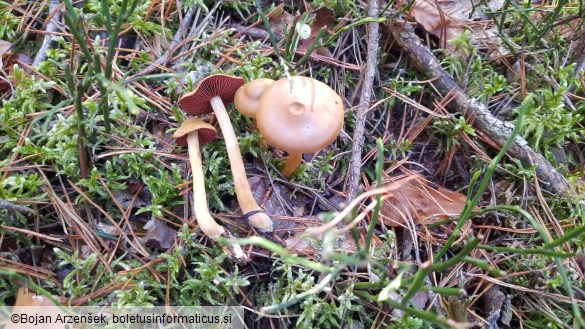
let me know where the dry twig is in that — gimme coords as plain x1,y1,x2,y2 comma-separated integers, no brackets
346,0,380,202
32,0,61,67
0,199,35,214
132,7,198,77
390,22,572,195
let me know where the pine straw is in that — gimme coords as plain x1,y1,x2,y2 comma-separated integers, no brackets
2,0,585,327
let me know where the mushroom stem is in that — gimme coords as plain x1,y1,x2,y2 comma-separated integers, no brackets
209,96,274,232
187,133,224,239
252,118,268,150
187,133,248,262
282,152,302,178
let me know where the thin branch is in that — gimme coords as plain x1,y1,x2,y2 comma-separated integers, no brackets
132,7,197,77
346,0,380,202
0,199,36,215
32,0,62,67
390,21,572,195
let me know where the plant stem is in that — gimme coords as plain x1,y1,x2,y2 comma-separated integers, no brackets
435,95,533,261
477,244,574,257
233,236,332,273
260,266,344,313
365,139,384,253
545,223,585,249
354,291,459,328
74,83,88,179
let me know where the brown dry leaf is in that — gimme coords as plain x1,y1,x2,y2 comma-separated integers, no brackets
144,218,176,250
379,174,478,227
409,0,506,56
444,296,469,323
297,7,336,53
268,9,294,36
10,288,66,329
153,123,174,150
410,0,469,47
0,40,33,93
14,287,61,306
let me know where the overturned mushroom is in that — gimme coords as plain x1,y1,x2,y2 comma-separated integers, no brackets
256,76,344,178
179,74,274,233
174,117,247,263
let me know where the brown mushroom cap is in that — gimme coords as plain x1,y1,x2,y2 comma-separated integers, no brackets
179,74,245,116
234,78,274,118
256,76,344,154
173,117,217,146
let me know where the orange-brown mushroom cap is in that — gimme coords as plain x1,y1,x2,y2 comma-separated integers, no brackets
234,78,274,118
256,76,344,153
179,74,245,116
173,117,217,146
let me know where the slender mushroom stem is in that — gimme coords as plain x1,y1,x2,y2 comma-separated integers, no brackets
252,118,268,150
187,133,248,262
187,133,224,239
282,152,302,178
209,96,274,232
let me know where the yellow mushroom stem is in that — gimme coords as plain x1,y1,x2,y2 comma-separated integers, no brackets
282,152,303,179
186,132,247,262
209,96,274,232
251,118,268,150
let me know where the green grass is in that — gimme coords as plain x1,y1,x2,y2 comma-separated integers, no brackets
1,0,585,328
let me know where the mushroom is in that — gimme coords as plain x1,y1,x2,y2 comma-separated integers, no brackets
174,117,248,263
179,74,274,233
256,76,344,178
234,78,274,119
234,78,274,149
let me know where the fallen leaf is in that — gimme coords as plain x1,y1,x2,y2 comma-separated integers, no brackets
444,296,469,323
297,8,336,53
268,9,294,37
410,0,468,48
0,40,33,93
144,219,176,250
412,290,429,309
408,0,505,56
379,174,478,226
10,287,66,329
14,287,60,307
484,285,506,329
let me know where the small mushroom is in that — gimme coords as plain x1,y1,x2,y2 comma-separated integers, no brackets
174,117,248,263
256,76,344,178
179,74,274,233
234,78,274,119
234,78,274,149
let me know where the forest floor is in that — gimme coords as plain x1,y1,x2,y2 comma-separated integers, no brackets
1,0,585,328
